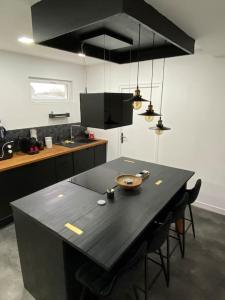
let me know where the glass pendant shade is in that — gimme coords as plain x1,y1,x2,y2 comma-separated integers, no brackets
133,101,142,110
155,128,164,135
145,115,154,122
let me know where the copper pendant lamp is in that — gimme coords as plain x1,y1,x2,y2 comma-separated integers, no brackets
138,33,161,121
149,57,171,135
128,24,148,110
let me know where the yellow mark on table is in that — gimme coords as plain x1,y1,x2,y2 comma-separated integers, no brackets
65,223,83,235
124,159,135,164
155,180,163,186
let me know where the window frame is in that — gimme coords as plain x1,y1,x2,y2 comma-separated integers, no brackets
29,77,73,103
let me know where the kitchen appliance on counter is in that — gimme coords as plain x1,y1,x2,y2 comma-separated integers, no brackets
0,124,14,161
20,138,44,155
0,141,14,161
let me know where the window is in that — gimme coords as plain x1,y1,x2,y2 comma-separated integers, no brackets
29,77,72,103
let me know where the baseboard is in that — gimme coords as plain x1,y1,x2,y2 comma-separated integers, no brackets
194,201,225,216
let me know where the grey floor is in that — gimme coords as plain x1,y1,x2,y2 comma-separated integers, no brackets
0,206,225,300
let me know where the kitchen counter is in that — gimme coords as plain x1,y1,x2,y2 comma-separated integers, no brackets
0,139,107,173
11,157,194,299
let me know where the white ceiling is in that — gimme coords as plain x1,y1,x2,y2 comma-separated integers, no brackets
146,0,225,57
0,0,100,65
0,0,225,66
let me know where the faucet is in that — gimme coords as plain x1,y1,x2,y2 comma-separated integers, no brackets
70,124,81,141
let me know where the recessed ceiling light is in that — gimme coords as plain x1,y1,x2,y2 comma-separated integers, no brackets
78,52,86,58
57,194,64,198
18,37,34,45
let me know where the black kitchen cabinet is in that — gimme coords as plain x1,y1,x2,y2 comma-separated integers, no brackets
0,169,18,222
0,165,32,222
0,159,56,226
94,144,107,167
28,159,56,192
55,154,74,182
73,148,95,175
0,144,106,226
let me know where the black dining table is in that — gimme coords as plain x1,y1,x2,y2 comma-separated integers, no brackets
11,157,194,300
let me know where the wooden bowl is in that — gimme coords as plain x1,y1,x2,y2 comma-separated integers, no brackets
116,175,142,190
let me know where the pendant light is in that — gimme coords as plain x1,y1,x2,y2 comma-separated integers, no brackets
149,57,171,135
138,33,161,122
128,24,148,110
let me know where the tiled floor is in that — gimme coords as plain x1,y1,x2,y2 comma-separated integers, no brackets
0,206,225,300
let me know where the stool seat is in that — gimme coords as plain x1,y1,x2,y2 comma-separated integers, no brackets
76,241,147,298
76,262,116,297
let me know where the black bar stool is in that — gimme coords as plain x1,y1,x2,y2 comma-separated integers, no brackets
75,241,147,300
76,213,173,300
169,192,189,258
185,179,202,238
144,213,173,298
134,212,173,300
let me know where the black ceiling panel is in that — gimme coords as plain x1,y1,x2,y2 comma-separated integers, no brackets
31,0,195,63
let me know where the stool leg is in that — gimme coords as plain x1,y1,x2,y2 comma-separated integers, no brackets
176,231,183,258
189,203,196,238
80,286,87,300
166,236,170,287
159,248,168,287
144,255,149,300
182,218,185,258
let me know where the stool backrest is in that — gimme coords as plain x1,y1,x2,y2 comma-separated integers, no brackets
148,213,172,253
189,179,202,204
172,192,189,220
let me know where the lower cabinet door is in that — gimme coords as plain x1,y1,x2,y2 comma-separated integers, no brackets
28,158,56,193
55,154,74,182
73,148,95,175
0,166,30,221
94,144,107,166
0,159,56,224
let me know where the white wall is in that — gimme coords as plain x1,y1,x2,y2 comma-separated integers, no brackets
87,53,225,215
1,49,225,215
0,50,85,129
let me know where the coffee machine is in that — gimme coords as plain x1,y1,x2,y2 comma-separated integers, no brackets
0,124,14,161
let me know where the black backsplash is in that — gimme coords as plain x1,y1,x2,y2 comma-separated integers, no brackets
6,123,86,152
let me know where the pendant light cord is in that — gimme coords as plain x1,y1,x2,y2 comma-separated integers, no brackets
84,52,88,93
149,33,155,102
129,47,132,93
80,42,88,93
104,34,106,92
136,24,141,89
160,57,166,116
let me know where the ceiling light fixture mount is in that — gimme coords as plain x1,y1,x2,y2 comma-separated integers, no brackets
78,53,86,58
78,42,86,57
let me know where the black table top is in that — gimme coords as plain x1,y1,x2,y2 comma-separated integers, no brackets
11,157,194,270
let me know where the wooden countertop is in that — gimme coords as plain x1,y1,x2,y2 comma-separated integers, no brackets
0,139,107,173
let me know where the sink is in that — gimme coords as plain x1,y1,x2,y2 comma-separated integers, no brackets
75,138,96,144
60,138,96,148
